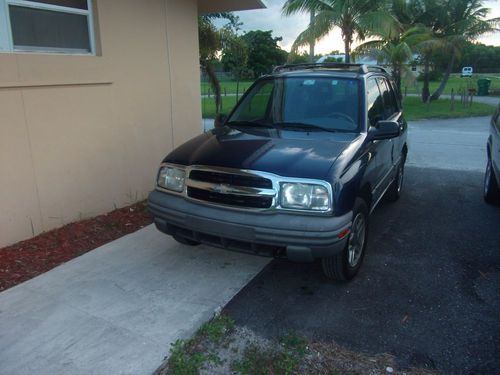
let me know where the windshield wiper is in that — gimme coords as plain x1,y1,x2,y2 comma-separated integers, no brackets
274,122,338,133
226,120,277,129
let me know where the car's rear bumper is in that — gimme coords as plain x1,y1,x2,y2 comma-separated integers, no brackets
148,190,352,262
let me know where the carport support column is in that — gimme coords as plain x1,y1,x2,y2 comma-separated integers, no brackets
164,0,202,148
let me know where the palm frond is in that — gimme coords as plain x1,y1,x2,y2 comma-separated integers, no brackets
282,0,333,16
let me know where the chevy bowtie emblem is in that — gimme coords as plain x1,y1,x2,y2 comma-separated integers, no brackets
213,184,230,194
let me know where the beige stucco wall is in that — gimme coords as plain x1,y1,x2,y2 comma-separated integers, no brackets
0,0,202,247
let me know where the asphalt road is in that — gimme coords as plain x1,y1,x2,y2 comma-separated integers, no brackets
224,117,500,374
407,116,490,172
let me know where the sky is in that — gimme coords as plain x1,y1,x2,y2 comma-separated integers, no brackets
216,0,500,55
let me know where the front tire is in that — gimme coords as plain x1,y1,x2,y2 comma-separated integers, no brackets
322,198,369,281
484,158,500,205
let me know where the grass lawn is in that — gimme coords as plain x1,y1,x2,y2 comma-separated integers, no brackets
402,96,495,120
201,95,238,118
402,73,500,95
201,95,495,121
201,80,254,96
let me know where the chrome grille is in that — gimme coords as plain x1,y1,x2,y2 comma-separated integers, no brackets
189,170,272,189
186,168,275,209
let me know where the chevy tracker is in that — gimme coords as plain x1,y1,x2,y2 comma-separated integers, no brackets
148,63,408,281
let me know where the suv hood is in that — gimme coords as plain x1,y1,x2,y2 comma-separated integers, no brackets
164,126,358,180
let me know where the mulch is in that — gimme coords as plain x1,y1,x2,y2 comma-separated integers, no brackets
0,201,152,292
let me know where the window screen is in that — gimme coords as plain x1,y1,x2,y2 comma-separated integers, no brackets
9,5,91,52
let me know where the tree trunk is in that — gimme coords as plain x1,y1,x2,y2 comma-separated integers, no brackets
344,36,350,63
421,57,430,103
204,62,221,114
430,49,456,101
309,10,315,63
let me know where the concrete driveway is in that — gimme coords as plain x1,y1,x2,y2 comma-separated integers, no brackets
0,227,269,374
225,116,500,374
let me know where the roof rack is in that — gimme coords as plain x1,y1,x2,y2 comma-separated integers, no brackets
272,63,388,74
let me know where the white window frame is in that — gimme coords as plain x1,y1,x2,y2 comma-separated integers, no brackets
0,0,95,55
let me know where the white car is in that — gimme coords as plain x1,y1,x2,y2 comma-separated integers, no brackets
461,67,473,77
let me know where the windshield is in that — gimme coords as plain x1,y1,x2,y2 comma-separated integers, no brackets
228,77,360,132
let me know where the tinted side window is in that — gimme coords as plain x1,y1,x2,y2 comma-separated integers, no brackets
366,78,384,127
377,77,398,118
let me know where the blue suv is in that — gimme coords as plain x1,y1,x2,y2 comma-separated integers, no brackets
148,63,408,281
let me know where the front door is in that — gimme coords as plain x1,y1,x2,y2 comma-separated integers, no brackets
366,77,393,203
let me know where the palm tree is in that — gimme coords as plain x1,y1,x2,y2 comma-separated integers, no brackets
413,1,446,102
429,0,498,101
282,0,387,63
198,13,241,114
199,16,222,113
308,10,316,62
354,20,430,97
390,0,445,102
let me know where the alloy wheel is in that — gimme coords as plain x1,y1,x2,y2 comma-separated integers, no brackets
347,212,366,267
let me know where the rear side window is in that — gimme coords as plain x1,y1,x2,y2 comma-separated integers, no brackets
377,77,398,118
366,78,384,127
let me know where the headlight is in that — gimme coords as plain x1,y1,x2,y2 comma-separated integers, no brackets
280,183,330,211
157,166,185,192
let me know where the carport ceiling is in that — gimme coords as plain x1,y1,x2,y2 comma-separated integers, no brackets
198,0,266,14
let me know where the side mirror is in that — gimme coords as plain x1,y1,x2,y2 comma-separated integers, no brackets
214,113,228,128
368,120,400,140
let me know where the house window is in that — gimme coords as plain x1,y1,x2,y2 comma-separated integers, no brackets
0,0,95,54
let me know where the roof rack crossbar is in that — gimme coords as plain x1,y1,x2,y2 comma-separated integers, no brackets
272,63,388,74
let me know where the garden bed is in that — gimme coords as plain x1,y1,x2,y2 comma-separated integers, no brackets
0,201,152,292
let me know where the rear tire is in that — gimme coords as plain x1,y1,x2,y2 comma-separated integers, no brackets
322,198,369,281
484,158,500,205
173,235,200,246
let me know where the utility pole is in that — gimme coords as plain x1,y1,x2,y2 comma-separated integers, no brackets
309,10,315,63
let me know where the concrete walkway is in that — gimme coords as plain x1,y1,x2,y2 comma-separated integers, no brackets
0,225,269,375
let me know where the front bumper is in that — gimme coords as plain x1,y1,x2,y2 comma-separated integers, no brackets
148,190,352,262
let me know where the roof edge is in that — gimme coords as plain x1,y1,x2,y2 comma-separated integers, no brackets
198,0,266,15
